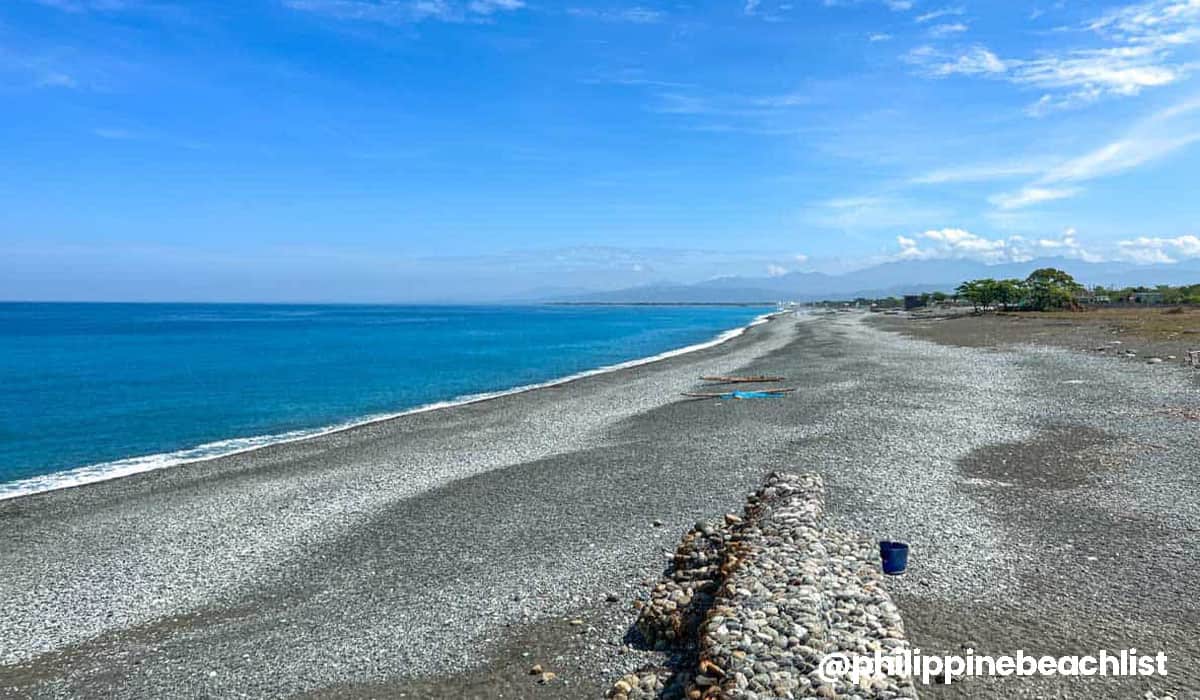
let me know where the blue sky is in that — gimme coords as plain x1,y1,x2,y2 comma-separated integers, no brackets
2,0,1199,300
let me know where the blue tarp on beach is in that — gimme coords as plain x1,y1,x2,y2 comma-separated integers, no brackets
721,391,785,400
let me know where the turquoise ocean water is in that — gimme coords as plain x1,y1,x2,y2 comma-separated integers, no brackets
0,303,769,499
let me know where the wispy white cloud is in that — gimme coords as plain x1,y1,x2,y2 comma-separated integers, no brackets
805,195,955,232
914,45,1185,111
92,127,143,140
1019,50,1185,114
581,69,693,90
911,160,1051,184
982,97,1200,208
742,0,784,21
907,0,1200,113
749,0,912,20
282,0,525,24
0,44,86,91
1042,134,1200,183
566,6,663,23
1086,0,1200,47
37,71,79,88
988,186,1082,210
643,86,814,133
868,32,893,42
0,37,148,93
829,0,912,9
1040,111,1200,183
31,0,135,11
906,95,1200,215
469,0,523,16
928,22,968,37
907,45,1006,76
915,6,964,23
824,196,888,209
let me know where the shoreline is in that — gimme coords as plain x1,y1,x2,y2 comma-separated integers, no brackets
0,311,778,502
4,311,1194,698
1,306,802,682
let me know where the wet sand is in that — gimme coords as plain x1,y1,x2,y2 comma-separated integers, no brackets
2,311,1198,699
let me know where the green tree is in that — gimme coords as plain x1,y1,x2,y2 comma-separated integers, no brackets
955,281,979,311
1113,287,1136,302
956,279,998,312
1024,268,1082,310
993,278,1024,310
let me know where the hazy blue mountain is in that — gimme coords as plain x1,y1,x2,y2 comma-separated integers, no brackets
556,258,1200,303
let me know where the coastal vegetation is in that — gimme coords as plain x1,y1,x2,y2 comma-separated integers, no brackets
955,268,1200,311
813,268,1200,312
1095,283,1200,305
956,268,1083,312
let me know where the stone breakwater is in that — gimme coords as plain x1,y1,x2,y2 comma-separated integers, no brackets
608,472,918,700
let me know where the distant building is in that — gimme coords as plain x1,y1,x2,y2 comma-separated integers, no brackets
1132,291,1165,304
903,295,926,310
1077,289,1111,305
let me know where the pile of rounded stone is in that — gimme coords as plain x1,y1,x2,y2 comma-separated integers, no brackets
634,511,734,650
608,472,917,700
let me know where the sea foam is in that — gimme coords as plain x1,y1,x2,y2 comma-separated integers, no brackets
0,311,774,501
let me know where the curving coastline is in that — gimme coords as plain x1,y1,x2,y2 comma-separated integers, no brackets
0,310,801,685
0,311,777,502
4,310,1195,699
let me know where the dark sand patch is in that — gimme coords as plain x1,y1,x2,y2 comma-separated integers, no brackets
0,605,261,695
957,425,1125,490
303,605,627,700
869,308,1200,368
896,595,1192,699
899,423,1200,698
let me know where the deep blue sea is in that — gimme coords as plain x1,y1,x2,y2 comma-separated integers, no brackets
0,303,769,498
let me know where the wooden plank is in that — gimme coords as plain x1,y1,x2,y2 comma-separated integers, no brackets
682,388,796,398
700,375,786,384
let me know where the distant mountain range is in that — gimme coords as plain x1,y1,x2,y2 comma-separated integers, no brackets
552,258,1200,304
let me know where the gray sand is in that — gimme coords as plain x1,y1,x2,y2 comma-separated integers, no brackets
1,312,1197,699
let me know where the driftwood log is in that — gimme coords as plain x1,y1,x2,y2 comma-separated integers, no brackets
699,375,785,384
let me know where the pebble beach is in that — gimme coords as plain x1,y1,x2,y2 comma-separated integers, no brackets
1,310,1197,699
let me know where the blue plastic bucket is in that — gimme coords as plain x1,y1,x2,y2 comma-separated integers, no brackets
879,541,910,575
